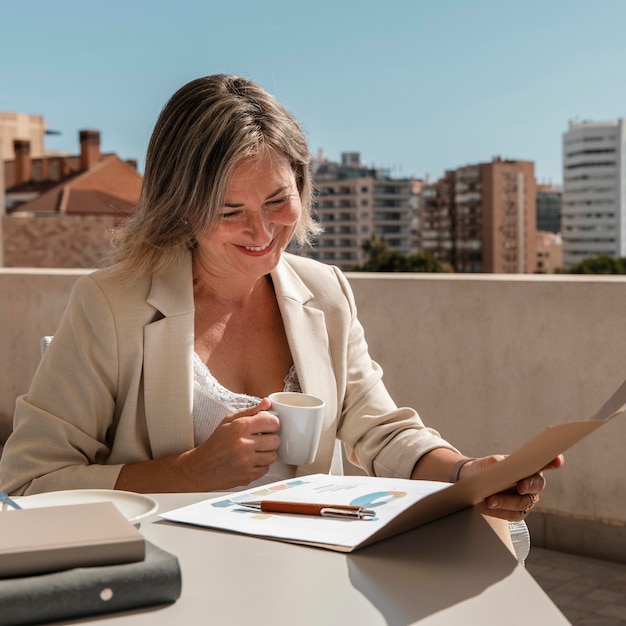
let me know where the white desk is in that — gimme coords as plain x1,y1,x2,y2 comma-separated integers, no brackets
64,493,569,625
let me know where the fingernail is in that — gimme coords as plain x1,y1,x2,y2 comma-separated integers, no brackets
488,498,500,509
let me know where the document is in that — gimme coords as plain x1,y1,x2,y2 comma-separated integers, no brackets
161,377,626,552
161,475,450,552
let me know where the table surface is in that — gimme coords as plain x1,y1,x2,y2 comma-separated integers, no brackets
62,493,568,626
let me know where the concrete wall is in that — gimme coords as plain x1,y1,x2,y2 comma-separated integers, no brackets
1,269,625,561
2,214,115,268
347,272,626,561
0,268,89,442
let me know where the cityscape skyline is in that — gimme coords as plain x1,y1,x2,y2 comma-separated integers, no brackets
2,0,626,185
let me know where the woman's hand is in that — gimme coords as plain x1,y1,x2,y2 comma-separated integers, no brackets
115,398,280,493
460,454,565,521
184,397,280,490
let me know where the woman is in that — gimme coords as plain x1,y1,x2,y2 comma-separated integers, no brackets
0,75,561,520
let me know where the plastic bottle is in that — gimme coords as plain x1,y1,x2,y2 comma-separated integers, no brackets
508,520,531,566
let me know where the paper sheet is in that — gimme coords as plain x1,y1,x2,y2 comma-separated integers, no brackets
160,475,450,551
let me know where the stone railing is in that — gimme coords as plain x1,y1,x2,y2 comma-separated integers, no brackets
1,268,625,562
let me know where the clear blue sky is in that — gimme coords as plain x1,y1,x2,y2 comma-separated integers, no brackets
2,0,626,185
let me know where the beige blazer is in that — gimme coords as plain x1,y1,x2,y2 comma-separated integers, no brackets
0,253,453,495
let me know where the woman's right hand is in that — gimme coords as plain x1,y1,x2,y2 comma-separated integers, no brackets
115,397,280,493
183,397,280,489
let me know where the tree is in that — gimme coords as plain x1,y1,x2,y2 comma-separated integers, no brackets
349,236,449,273
359,234,388,272
557,254,626,274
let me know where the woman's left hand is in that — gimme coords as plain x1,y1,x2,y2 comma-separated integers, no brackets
460,454,565,521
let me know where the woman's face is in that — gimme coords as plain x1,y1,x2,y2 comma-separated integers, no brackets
195,150,302,281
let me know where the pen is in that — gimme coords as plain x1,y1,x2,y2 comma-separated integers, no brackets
0,492,22,510
236,500,376,519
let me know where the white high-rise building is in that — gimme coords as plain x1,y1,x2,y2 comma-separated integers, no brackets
562,118,626,267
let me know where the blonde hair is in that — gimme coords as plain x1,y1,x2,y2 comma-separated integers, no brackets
110,74,320,276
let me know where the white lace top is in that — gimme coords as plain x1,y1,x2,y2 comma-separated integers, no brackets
192,353,300,491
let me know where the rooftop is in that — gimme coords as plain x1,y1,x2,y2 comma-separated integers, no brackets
0,267,624,622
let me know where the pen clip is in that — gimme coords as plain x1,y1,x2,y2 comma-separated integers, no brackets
236,502,261,512
320,507,375,519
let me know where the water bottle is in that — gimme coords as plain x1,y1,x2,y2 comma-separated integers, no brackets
508,520,531,566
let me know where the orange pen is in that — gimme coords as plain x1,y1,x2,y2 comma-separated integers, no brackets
237,500,375,519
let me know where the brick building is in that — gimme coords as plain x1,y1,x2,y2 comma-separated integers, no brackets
1,129,141,268
420,157,537,273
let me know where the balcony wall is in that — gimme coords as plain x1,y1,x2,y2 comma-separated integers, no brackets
347,272,626,562
0,268,88,445
1,268,625,562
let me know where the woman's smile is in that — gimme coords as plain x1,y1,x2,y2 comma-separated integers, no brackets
240,238,276,255
194,149,302,282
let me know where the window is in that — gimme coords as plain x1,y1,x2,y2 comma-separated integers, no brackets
49,161,60,181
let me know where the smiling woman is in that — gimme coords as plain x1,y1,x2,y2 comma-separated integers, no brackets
0,75,561,520
107,74,321,280
193,149,302,286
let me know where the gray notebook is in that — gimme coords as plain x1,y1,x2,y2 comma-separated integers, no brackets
0,540,181,625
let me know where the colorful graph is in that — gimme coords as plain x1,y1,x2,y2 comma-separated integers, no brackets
349,491,406,508
210,479,407,520
210,479,310,508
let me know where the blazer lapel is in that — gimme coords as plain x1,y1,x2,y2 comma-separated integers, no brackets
141,253,338,469
272,259,338,475
143,254,196,457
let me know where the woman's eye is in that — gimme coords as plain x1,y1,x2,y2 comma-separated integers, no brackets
220,210,243,219
268,196,289,206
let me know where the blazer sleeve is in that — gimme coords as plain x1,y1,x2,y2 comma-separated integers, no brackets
0,275,125,495
329,266,459,478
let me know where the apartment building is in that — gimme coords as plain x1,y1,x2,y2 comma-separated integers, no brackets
536,183,562,234
561,118,626,267
535,231,563,274
298,152,421,270
420,157,536,273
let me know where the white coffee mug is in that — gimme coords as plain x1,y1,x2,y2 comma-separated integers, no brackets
268,392,325,465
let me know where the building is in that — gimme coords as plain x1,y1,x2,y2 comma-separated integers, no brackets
297,152,421,270
2,129,141,268
420,157,537,273
0,112,48,161
419,171,454,268
535,231,563,274
536,183,562,234
561,118,626,268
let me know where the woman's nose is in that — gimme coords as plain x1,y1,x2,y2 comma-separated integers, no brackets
245,211,272,238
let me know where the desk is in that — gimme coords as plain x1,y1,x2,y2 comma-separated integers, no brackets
64,493,568,626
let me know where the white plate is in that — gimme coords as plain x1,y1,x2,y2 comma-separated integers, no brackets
12,489,158,523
